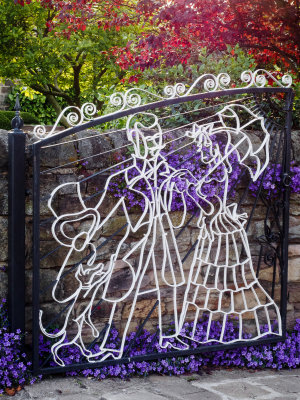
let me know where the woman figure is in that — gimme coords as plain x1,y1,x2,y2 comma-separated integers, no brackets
179,104,281,343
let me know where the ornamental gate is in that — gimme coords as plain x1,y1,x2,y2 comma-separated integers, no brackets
8,70,294,375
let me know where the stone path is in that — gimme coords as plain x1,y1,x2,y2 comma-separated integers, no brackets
2,369,300,400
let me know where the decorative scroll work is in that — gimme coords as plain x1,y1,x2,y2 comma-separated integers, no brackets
109,72,232,111
109,70,292,111
33,103,97,139
40,104,281,366
241,70,293,89
32,70,292,139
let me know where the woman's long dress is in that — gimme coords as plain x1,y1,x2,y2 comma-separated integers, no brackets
179,129,281,343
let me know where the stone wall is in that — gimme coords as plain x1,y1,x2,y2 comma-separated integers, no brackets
0,81,12,110
0,128,299,338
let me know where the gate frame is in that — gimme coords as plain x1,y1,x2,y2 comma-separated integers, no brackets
8,85,294,375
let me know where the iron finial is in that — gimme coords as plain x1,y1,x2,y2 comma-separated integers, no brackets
14,93,21,112
11,93,24,131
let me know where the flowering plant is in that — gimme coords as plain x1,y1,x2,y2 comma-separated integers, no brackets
38,318,300,378
106,138,300,212
1,296,299,387
249,163,300,197
108,139,243,212
0,299,40,395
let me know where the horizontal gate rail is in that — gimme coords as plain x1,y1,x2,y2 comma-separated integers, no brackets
32,87,292,147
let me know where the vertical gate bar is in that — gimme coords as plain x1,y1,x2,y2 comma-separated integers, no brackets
32,144,41,375
8,95,25,333
280,88,294,338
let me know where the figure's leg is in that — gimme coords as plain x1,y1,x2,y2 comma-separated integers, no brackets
87,279,143,362
158,286,189,350
87,232,157,361
95,255,159,360
157,272,188,349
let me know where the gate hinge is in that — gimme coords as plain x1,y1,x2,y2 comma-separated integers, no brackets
283,173,291,187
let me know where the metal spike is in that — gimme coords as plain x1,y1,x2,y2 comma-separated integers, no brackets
11,93,23,131
14,93,21,112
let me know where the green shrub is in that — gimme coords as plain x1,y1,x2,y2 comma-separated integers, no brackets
0,113,11,130
21,112,40,125
0,111,39,125
7,88,67,126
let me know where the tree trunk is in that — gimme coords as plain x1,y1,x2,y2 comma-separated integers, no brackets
45,94,69,128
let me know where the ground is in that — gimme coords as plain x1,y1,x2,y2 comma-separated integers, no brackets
2,369,300,400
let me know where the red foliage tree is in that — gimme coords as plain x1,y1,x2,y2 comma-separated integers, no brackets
15,0,299,72
114,0,299,73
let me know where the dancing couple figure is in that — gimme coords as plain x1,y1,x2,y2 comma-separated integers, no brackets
40,106,281,366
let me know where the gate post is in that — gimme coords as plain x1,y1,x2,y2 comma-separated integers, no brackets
8,94,26,333
281,88,294,337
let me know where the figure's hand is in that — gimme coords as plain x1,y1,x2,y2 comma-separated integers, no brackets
76,262,110,289
167,171,197,193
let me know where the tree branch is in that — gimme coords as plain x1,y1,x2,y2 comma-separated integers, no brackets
30,83,73,103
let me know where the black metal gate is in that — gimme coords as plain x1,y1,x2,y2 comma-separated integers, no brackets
8,71,294,375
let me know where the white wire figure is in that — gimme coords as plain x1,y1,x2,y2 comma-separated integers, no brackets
40,105,281,366
179,104,282,343
40,113,203,365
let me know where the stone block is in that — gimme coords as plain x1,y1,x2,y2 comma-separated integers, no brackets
0,268,7,298
290,194,300,216
289,216,300,242
77,130,114,169
39,240,84,268
291,130,300,163
258,265,280,283
107,128,128,150
40,141,78,168
123,298,162,320
245,219,264,239
0,85,11,94
0,173,8,214
288,244,300,257
36,300,75,333
286,310,296,329
288,258,300,282
0,130,9,167
288,283,300,302
26,268,59,304
0,217,8,261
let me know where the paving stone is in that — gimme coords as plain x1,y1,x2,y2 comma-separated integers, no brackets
272,397,299,400
61,395,99,400
148,375,200,396
170,389,222,400
2,390,31,400
181,369,274,384
80,377,147,396
271,397,299,400
1,370,300,400
193,381,270,399
23,377,81,398
257,374,300,395
102,390,167,400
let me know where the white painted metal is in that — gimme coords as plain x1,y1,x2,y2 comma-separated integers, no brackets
39,102,281,366
32,70,292,140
